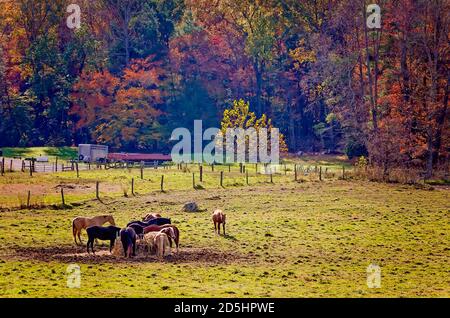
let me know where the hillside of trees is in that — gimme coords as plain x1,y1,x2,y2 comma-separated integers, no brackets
0,0,448,177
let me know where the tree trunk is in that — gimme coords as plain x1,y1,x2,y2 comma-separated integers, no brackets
362,2,378,131
254,61,263,115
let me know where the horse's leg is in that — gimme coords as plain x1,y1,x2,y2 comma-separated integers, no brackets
78,230,83,244
110,239,114,253
223,223,226,236
214,221,217,234
73,227,78,245
217,222,220,235
86,239,90,254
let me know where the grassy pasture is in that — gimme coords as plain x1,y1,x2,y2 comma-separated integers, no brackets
1,147,77,160
0,161,345,209
0,151,448,297
0,174,449,297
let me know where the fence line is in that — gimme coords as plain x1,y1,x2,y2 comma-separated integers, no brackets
0,161,354,209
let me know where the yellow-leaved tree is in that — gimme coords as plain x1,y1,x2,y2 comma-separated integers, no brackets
219,99,288,161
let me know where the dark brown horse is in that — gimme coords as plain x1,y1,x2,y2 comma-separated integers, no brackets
86,225,121,254
127,217,171,228
143,224,179,252
120,227,137,258
212,209,226,235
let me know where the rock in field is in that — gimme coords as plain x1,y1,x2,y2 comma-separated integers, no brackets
183,201,199,212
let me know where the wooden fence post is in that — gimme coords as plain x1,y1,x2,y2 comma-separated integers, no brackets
21,160,25,172
228,165,231,172
27,190,31,208
270,173,273,183
192,173,195,188
61,188,65,206
294,164,297,181
1,157,4,176
55,157,58,172
131,178,135,196
161,175,164,192
212,163,214,172
29,161,33,177
76,162,79,178
96,181,100,200
220,171,224,187
246,170,249,185
319,166,322,181
284,164,287,175
140,161,144,179
200,165,203,182
9,160,13,172
342,166,345,180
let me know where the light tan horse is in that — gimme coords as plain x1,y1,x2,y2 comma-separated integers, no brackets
72,215,115,245
142,231,159,254
212,209,226,235
154,232,171,259
143,224,179,252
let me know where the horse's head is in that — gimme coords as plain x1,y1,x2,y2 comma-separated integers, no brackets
161,227,175,239
106,215,116,225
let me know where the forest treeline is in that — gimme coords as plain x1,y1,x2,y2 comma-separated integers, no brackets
0,0,448,177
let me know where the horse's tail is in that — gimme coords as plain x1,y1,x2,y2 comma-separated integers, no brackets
127,243,132,258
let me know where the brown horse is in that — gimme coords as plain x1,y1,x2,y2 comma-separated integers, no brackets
143,224,179,252
212,209,226,235
72,215,115,245
142,213,162,222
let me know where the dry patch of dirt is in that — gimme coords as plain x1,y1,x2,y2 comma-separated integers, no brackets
6,246,253,265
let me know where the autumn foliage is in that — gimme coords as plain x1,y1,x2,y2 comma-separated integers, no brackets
0,0,448,178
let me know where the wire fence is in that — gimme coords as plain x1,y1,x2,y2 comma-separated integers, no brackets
0,160,351,210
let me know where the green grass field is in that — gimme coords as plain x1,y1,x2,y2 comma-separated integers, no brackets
0,150,448,297
0,160,347,209
1,147,77,160
0,178,449,296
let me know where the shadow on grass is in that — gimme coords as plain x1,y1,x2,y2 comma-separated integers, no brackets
223,234,238,241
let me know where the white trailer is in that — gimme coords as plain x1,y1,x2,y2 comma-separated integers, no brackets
78,144,108,162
